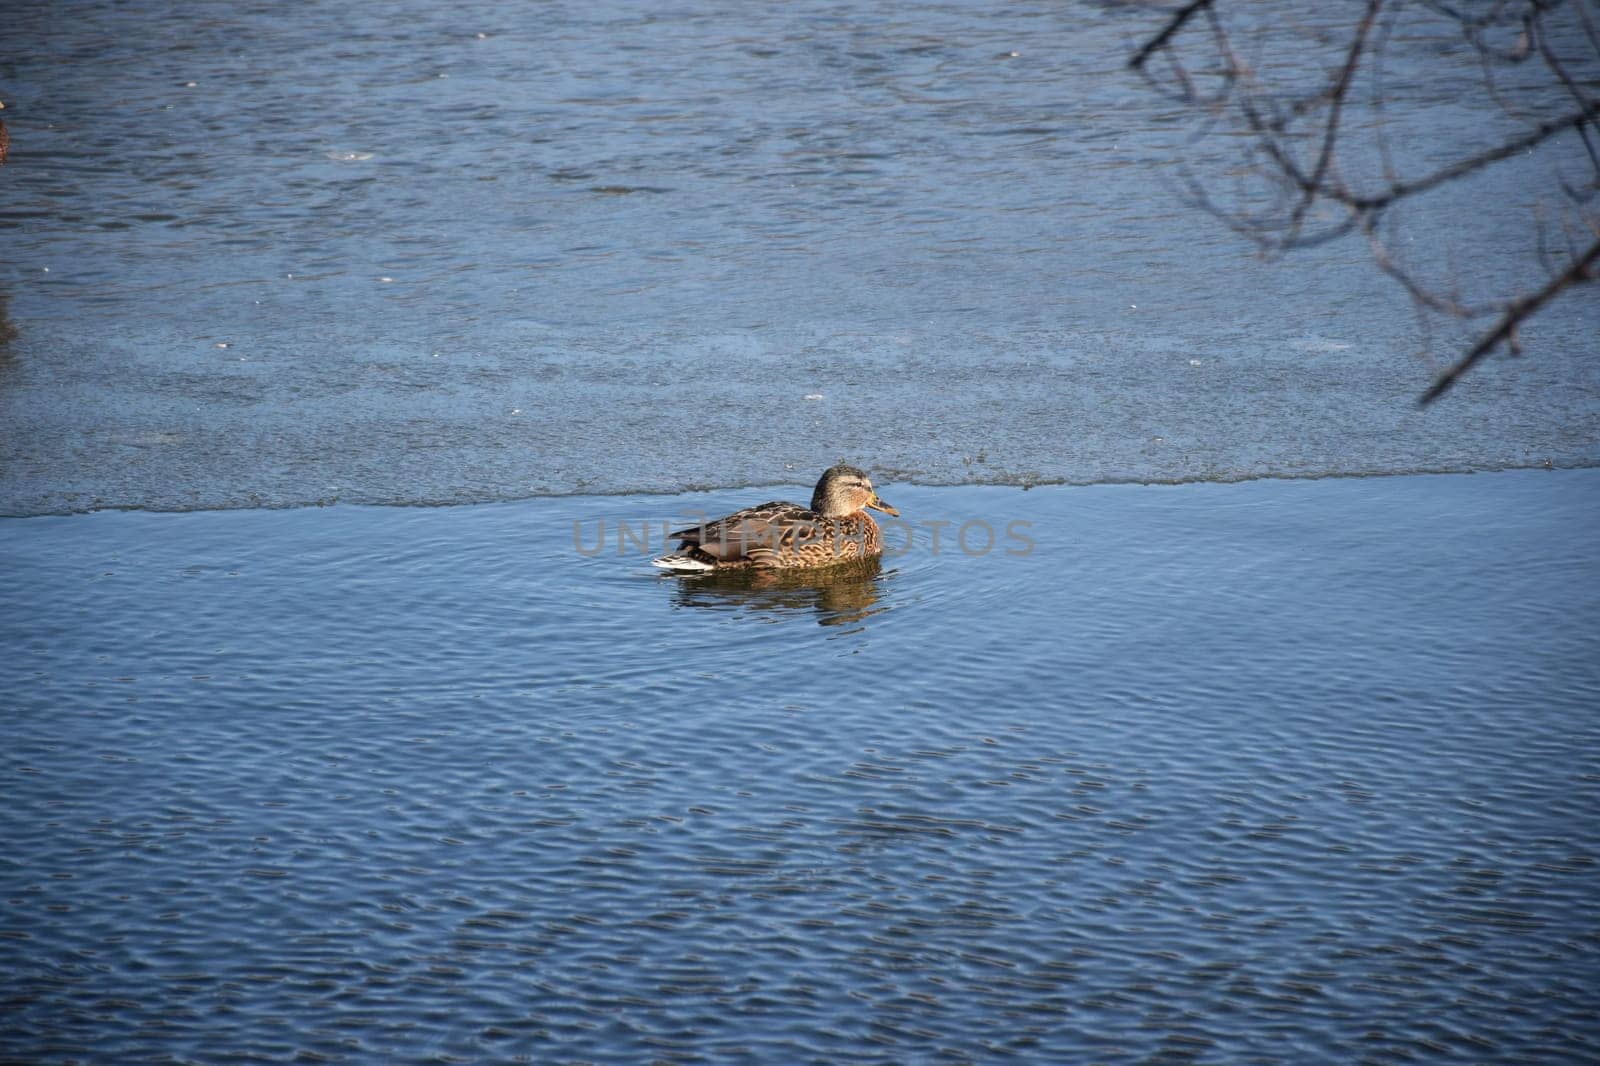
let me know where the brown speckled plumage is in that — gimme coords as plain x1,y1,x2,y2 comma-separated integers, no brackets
654,464,899,572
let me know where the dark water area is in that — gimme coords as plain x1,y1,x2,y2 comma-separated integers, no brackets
4,468,1599,1063
2,1,1598,512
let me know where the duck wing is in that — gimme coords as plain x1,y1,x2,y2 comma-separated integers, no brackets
669,500,818,563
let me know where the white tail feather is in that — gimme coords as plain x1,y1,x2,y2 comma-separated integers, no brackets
653,553,714,572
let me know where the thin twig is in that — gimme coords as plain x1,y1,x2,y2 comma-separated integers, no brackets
1130,0,1216,70
1420,235,1600,403
1347,102,1598,211
1361,211,1487,316
1286,0,1386,242
1371,0,1406,189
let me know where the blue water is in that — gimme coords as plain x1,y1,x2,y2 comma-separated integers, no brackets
4,468,1598,1062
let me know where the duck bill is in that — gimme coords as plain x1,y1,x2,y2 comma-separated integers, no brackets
866,495,899,518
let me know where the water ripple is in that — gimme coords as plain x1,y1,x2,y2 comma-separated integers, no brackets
5,470,1598,1061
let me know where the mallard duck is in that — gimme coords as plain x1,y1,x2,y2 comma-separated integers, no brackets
653,464,899,572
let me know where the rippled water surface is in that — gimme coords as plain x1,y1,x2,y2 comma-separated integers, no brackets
4,468,1599,1063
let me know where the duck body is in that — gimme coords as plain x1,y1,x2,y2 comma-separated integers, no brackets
654,465,898,572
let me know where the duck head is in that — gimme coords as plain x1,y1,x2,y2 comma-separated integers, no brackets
811,464,898,519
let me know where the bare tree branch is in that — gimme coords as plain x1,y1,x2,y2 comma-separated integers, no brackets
1421,236,1600,403
1128,0,1600,402
1348,102,1600,212
1129,1,1217,72
1289,0,1386,242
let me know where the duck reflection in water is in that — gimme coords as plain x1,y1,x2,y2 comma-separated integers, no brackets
0,292,16,351
670,555,889,627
